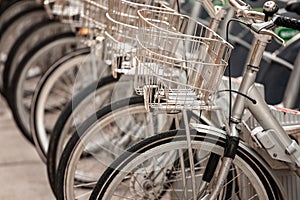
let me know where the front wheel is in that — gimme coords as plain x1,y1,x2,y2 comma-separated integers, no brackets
55,96,174,199
91,129,283,200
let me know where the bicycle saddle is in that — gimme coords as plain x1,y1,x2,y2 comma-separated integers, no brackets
286,1,300,15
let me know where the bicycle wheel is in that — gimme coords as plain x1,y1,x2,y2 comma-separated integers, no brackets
31,47,107,162
0,0,37,26
3,19,72,95
9,33,83,144
0,0,25,14
90,129,283,200
0,6,49,92
47,75,120,195
55,96,175,199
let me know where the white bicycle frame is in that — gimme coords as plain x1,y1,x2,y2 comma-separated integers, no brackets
194,1,300,198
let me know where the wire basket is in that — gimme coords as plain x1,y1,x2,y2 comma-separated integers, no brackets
135,9,233,111
48,0,107,37
81,0,107,34
50,0,82,27
104,0,175,78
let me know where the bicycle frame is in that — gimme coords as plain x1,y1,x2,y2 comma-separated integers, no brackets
199,0,300,109
230,32,300,162
206,10,300,199
85,1,300,199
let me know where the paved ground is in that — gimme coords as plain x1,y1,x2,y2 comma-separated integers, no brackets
0,96,54,199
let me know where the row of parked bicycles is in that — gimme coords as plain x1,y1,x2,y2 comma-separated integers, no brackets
1,0,300,199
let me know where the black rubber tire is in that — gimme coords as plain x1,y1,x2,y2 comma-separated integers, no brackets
0,3,46,36
55,96,145,197
0,0,33,16
3,19,71,96
1,8,50,94
47,75,122,195
31,47,91,162
8,32,78,144
0,6,49,94
89,129,283,200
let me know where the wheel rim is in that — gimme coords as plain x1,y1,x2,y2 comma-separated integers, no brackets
62,104,173,199
13,36,81,142
98,132,272,199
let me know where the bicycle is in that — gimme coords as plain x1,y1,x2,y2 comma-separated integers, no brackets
0,0,106,144
0,0,50,94
30,0,161,195
31,0,182,170
29,0,110,162
43,4,166,197
89,1,300,199
0,0,85,143
192,0,300,108
48,0,300,198
37,0,298,170
50,0,182,198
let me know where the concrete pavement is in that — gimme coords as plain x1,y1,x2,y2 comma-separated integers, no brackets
0,96,54,199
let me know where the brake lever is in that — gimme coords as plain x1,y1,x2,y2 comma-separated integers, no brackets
251,14,287,45
251,20,275,32
259,29,285,45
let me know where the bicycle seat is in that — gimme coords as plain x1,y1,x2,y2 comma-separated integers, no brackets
286,1,300,15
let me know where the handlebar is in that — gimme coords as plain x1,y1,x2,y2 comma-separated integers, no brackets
274,15,300,30
195,0,226,18
228,0,300,31
228,0,248,11
228,0,264,21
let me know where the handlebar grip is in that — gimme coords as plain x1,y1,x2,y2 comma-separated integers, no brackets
274,15,300,30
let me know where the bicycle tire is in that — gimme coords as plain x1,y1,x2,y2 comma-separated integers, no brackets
90,129,283,200
0,5,47,42
0,0,25,14
9,32,81,144
1,8,49,73
0,6,49,93
3,19,72,96
55,96,174,199
31,47,92,162
47,75,119,195
0,0,38,26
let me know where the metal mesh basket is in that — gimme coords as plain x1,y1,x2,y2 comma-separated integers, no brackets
50,0,83,27
135,9,233,111
81,0,107,33
48,0,107,37
104,0,175,78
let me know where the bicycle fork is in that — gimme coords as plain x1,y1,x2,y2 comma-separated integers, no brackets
195,126,239,200
209,32,272,200
200,33,300,199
